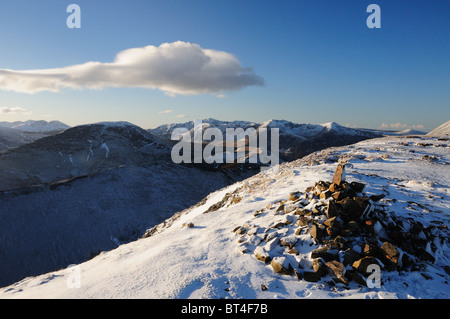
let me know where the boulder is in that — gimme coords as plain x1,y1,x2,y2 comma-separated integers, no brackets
303,271,322,282
329,183,340,193
332,191,346,201
281,235,299,249
284,214,297,225
311,245,338,262
325,261,348,285
332,164,345,186
363,243,378,257
289,191,301,201
320,190,333,200
316,181,330,192
346,270,367,286
270,222,286,229
271,257,292,275
350,181,365,193
338,198,367,221
254,246,272,264
305,186,315,193
309,224,325,243
297,216,310,227
332,235,346,250
326,200,339,219
312,258,327,276
265,237,280,251
343,249,361,266
380,241,400,265
352,256,380,275
235,226,248,235
324,216,338,228
284,204,297,214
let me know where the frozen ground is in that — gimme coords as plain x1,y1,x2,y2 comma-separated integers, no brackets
1,135,448,299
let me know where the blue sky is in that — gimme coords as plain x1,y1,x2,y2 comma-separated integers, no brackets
0,0,448,131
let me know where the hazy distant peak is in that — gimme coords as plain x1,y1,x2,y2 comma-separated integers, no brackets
0,120,70,133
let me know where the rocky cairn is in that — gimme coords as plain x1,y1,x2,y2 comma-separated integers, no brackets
233,164,447,287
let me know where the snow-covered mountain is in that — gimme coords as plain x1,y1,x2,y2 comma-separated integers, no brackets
0,121,167,191
426,120,450,138
2,134,448,298
0,120,70,151
0,120,70,133
0,121,257,287
149,118,381,162
149,118,259,141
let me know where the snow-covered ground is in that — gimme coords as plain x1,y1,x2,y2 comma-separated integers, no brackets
426,120,450,138
1,135,448,299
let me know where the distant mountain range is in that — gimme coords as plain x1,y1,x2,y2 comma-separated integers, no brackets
0,120,69,151
0,120,70,133
149,118,382,162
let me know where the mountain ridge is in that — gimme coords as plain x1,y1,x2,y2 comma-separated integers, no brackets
1,134,448,298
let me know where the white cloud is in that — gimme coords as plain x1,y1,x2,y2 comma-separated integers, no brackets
0,107,31,114
158,109,174,114
176,114,188,118
411,124,425,130
389,122,408,129
0,41,264,96
380,122,426,131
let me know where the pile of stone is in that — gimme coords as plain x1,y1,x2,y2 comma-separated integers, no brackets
234,164,448,287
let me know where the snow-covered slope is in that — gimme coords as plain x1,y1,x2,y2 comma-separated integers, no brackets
0,127,36,151
2,135,448,299
426,120,450,138
0,120,70,133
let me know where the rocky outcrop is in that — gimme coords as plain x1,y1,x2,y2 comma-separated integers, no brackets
234,164,448,288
